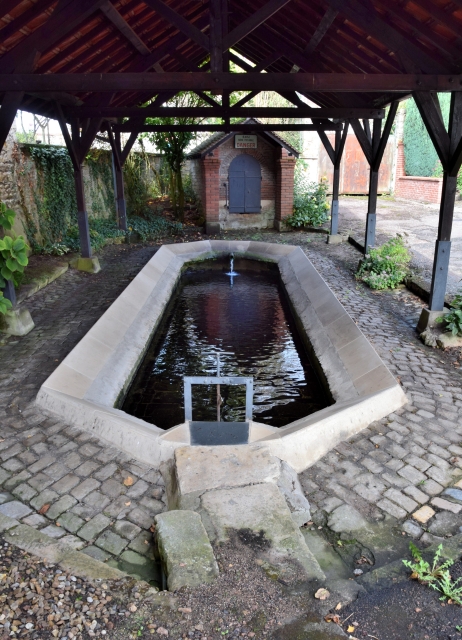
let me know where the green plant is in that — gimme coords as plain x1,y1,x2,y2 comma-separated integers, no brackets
29,145,77,243
356,236,411,290
436,292,462,336
403,542,462,604
127,213,182,241
0,235,29,288
85,149,115,217
286,163,330,228
0,292,12,315
0,202,15,230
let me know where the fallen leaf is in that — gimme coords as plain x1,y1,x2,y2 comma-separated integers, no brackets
129,604,137,612
324,613,340,624
415,608,421,612
347,626,355,633
123,476,134,486
38,504,50,515
124,501,131,506
314,588,330,600
178,607,191,614
335,603,342,611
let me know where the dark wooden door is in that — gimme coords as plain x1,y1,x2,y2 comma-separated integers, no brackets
229,154,261,213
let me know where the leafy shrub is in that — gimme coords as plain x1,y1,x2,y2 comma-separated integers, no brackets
0,292,12,315
127,214,182,241
286,164,330,228
436,292,462,336
356,236,410,290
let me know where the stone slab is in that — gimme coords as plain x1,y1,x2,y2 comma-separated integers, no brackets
200,482,325,582
169,444,281,510
155,510,219,591
327,504,371,534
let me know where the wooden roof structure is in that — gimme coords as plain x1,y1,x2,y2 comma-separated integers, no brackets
1,0,462,321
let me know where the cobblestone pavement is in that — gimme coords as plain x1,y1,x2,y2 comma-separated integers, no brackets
0,242,168,575
336,195,462,296
297,235,462,540
0,232,461,575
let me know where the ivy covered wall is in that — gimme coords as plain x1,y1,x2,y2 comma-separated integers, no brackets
0,131,163,250
403,95,451,177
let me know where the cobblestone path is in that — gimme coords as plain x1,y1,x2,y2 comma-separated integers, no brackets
299,236,462,540
0,243,167,573
0,233,461,571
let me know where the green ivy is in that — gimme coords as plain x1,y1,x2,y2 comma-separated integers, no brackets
356,236,411,290
0,292,12,315
127,213,182,241
0,205,29,317
403,96,450,177
85,149,116,217
29,145,77,243
0,202,15,230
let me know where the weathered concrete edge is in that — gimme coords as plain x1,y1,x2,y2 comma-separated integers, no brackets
261,385,407,472
0,513,127,582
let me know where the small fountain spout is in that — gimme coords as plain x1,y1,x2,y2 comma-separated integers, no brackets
226,253,238,277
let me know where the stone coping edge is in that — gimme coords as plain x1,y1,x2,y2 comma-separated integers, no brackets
36,240,407,472
0,513,128,582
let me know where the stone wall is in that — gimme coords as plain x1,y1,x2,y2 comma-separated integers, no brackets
394,141,443,204
0,125,163,245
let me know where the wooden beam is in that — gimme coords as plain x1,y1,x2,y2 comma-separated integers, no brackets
3,72,459,93
0,0,22,19
0,0,107,74
0,0,56,44
324,0,448,74
303,7,338,55
113,123,342,132
223,0,291,50
413,91,451,168
209,0,223,74
64,106,385,118
372,101,398,171
142,0,209,51
100,1,150,56
0,92,23,151
315,124,335,164
350,119,373,164
54,102,79,170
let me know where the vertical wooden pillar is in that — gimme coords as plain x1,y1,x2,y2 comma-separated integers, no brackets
113,160,127,231
73,166,92,259
412,92,462,324
3,280,16,306
364,118,381,254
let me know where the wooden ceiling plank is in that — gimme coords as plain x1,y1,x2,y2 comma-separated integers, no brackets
210,0,223,74
0,0,23,20
0,0,56,44
223,0,292,50
142,0,209,51
100,1,150,56
373,0,461,63
0,0,107,74
324,0,447,73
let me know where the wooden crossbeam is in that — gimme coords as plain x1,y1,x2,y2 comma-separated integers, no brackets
223,0,291,50
304,8,338,55
64,106,385,118
0,0,56,44
100,1,150,56
112,123,342,132
142,0,209,51
413,91,451,168
1,73,460,93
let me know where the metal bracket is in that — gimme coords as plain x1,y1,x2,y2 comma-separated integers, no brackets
183,376,253,422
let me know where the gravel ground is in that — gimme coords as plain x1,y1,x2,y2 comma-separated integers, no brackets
0,535,150,639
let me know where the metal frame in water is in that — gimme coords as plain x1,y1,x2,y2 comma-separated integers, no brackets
183,376,253,422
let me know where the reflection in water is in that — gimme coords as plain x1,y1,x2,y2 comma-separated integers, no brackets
122,258,329,429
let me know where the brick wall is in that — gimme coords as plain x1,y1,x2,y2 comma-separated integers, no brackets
193,134,296,231
275,148,296,230
394,141,443,204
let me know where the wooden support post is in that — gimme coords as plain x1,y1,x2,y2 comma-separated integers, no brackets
413,92,462,319
315,120,348,237
107,125,139,231
331,122,348,235
3,279,16,307
73,165,92,259
350,102,398,254
113,161,127,232
365,119,381,254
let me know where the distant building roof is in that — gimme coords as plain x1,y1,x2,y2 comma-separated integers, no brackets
187,119,300,158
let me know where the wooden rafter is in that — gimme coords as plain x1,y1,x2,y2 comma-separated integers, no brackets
223,0,291,50
100,1,150,56
142,0,209,51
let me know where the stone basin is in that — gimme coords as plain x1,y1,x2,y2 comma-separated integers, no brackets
37,241,406,472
